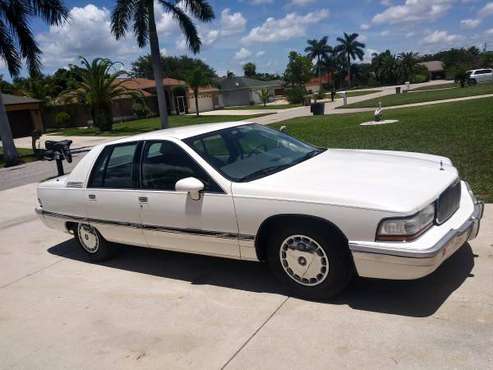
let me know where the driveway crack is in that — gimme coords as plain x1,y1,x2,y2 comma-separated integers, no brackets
221,296,289,369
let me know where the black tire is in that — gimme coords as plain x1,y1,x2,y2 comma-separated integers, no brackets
267,222,354,300
74,223,115,262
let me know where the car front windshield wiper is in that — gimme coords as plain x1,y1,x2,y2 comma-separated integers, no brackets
239,149,325,182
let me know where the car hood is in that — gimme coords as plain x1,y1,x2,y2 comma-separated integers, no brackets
232,149,459,214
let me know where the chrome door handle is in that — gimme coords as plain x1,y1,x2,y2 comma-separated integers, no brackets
138,196,148,203
88,194,96,200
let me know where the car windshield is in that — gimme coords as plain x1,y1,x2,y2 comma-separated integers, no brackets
184,124,324,182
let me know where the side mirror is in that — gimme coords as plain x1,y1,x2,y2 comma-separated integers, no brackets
175,177,204,201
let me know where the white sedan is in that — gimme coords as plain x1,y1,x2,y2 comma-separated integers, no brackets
36,122,484,299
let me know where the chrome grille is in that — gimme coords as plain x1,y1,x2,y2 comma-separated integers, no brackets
436,181,461,224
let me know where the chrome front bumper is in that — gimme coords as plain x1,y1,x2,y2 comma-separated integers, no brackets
350,182,484,280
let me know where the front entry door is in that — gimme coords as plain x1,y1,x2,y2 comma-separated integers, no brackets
86,141,144,246
139,140,240,258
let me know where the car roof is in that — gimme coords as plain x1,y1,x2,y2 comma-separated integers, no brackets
108,120,255,145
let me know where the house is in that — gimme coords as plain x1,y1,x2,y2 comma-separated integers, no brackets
215,76,283,107
2,94,43,138
119,77,189,114
187,85,223,114
306,73,333,94
418,61,445,80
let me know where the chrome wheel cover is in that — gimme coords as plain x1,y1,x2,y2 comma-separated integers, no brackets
78,224,100,253
279,235,329,287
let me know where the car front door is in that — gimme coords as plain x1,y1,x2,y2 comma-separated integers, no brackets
86,141,145,246
138,140,240,258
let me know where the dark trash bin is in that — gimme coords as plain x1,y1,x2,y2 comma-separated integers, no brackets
395,86,401,94
310,102,325,115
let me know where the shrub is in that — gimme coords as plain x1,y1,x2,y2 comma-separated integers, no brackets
132,102,151,118
54,112,71,128
316,87,326,100
285,87,306,104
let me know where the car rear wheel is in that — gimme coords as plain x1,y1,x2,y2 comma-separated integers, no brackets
267,223,354,300
74,223,115,262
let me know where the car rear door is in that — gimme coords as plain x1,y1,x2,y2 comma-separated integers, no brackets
86,141,145,246
138,140,240,259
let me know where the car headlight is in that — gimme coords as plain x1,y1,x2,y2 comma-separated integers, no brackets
376,204,435,242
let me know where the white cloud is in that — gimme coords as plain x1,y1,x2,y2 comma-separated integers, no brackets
242,10,330,43
220,8,247,35
256,50,265,57
250,0,273,4
486,28,493,34
37,4,140,68
234,47,252,60
360,23,370,30
363,48,378,63
478,2,493,18
372,0,454,25
289,0,316,6
380,30,390,36
423,30,463,44
460,18,481,28
202,30,220,46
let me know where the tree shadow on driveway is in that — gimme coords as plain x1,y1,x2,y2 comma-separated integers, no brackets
48,240,475,318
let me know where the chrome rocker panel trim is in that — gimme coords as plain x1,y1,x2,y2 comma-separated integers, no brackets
35,208,255,241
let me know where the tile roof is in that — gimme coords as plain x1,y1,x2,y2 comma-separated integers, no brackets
2,93,41,105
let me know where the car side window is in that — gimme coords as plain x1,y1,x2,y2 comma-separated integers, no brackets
89,142,140,189
141,141,222,193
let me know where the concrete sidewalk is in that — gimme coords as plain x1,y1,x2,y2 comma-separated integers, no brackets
0,183,492,369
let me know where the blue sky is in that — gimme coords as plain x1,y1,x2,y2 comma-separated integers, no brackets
5,0,493,78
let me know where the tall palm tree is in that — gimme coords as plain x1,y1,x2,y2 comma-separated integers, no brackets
398,51,419,82
111,0,214,129
305,36,332,91
335,32,365,88
186,67,210,117
65,57,140,132
0,0,68,166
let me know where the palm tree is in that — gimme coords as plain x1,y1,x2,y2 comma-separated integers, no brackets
111,0,215,129
335,33,365,88
0,0,68,166
305,36,332,91
186,67,211,117
398,52,418,82
66,57,140,131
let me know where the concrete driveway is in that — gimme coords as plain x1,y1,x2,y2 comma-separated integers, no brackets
1,183,492,369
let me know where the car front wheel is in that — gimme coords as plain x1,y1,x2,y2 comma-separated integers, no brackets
267,224,354,300
74,223,115,262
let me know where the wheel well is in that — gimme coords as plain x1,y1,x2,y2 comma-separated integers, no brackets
254,214,348,262
65,221,77,234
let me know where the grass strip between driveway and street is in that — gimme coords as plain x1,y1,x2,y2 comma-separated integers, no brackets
52,114,271,137
0,147,36,167
335,89,382,98
338,83,493,109
271,97,493,202
410,83,457,92
223,104,300,110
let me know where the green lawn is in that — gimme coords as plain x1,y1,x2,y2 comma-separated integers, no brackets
223,104,300,110
410,83,457,91
335,90,382,98
339,83,493,109
271,97,493,202
53,114,270,136
0,147,36,167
